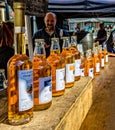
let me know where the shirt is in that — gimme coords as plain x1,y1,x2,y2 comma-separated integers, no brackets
32,26,70,57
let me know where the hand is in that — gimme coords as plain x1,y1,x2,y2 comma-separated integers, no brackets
44,42,50,48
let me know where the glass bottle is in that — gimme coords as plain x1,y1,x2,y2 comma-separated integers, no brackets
70,36,81,81
98,45,104,69
86,49,94,79
33,39,52,110
93,47,101,75
103,45,109,64
80,52,87,77
61,37,75,88
47,38,65,96
7,1,33,125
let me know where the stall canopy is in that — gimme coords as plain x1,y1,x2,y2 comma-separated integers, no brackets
48,0,115,18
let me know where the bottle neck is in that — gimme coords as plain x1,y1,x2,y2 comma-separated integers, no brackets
71,36,77,47
34,40,46,58
62,38,70,50
14,33,26,54
50,38,60,55
34,45,46,56
13,1,26,55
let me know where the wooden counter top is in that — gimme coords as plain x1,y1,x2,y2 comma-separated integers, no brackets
80,56,115,130
0,76,93,130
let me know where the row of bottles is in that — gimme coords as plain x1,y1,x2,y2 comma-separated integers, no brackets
33,36,80,111
7,1,108,126
80,44,108,79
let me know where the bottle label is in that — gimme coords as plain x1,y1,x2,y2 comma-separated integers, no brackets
18,69,33,111
96,63,100,72
101,58,104,67
75,59,81,76
88,68,94,78
105,55,108,63
15,26,25,33
81,68,85,76
39,76,52,104
66,63,74,83
56,68,65,91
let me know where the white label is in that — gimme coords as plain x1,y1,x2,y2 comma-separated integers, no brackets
39,76,52,104
81,68,85,76
75,59,81,76
18,69,33,111
101,58,104,67
56,68,65,91
105,55,108,63
66,63,74,83
15,26,25,33
96,63,100,72
88,68,94,78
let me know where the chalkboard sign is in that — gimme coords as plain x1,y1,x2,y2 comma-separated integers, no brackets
7,0,48,16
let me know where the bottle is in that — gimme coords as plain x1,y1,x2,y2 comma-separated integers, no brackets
70,36,81,81
98,45,104,69
33,39,52,110
7,1,33,125
103,45,109,64
61,37,75,88
86,49,94,79
47,38,65,96
80,52,87,77
93,47,101,75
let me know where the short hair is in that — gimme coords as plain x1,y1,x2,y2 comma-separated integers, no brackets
44,12,57,20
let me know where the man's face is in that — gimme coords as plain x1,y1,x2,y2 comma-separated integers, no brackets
44,13,57,31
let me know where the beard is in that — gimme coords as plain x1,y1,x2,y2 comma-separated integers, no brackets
46,24,55,31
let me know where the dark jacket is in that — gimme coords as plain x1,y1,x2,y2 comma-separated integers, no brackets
106,30,115,53
96,29,107,45
32,26,70,57
0,46,14,78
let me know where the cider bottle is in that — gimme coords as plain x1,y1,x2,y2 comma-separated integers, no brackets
47,38,65,96
7,1,33,125
86,50,94,79
80,52,87,77
103,45,109,64
33,39,52,110
93,47,101,75
70,36,81,81
98,45,104,69
61,37,75,88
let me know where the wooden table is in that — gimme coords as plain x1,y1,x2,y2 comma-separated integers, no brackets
80,56,115,130
0,76,93,130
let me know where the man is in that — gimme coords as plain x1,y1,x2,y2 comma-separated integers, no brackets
95,23,107,47
32,12,70,57
106,29,115,54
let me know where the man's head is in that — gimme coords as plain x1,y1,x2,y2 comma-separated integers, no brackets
99,23,104,29
44,12,57,31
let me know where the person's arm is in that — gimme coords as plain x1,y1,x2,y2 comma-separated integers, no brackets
97,36,107,41
95,30,107,42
